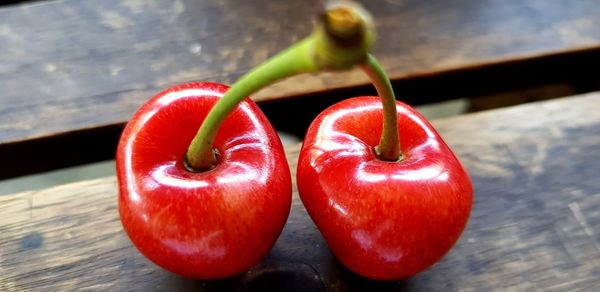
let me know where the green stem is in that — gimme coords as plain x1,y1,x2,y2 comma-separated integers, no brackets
186,3,375,171
185,39,318,170
358,54,401,161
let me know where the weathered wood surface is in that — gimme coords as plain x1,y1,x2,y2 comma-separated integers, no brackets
2,93,600,291
1,0,600,148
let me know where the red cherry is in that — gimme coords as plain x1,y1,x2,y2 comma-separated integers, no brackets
297,96,473,280
117,82,291,279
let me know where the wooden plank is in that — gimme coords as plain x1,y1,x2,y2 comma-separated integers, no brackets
2,93,600,291
1,0,600,148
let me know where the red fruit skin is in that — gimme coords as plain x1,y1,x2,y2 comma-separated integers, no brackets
117,82,292,279
297,97,473,280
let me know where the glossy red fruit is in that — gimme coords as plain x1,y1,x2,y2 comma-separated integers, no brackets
117,82,292,279
297,96,473,280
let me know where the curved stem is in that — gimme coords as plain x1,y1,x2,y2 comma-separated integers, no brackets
185,39,318,170
186,3,375,171
358,54,401,161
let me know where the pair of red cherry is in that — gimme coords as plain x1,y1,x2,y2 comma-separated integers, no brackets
117,3,472,281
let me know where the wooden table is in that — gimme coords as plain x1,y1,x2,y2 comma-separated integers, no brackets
2,93,599,291
2,0,600,290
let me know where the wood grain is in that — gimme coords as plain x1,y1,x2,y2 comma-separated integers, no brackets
2,93,600,291
1,0,600,148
